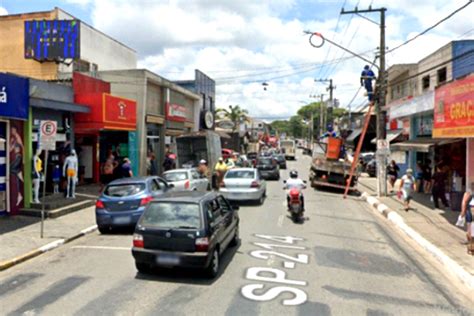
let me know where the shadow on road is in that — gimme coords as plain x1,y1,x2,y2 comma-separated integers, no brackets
134,241,241,286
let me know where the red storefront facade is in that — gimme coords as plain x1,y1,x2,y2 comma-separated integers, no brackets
73,73,137,183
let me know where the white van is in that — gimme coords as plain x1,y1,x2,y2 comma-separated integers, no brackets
281,139,296,160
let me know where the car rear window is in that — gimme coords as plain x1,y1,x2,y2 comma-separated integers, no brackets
164,172,188,182
258,158,272,165
104,183,145,197
141,202,201,229
225,170,255,179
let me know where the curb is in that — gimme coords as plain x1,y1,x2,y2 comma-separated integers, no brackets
360,192,474,290
0,225,98,272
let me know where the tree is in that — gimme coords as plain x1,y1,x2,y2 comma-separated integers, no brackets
270,120,291,136
216,105,250,133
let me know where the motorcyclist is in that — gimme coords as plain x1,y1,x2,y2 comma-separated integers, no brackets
284,170,306,211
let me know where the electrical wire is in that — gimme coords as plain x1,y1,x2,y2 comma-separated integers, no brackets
387,0,474,54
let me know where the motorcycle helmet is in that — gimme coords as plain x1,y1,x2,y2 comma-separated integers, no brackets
290,170,298,179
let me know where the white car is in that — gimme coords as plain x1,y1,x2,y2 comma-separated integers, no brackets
220,168,267,205
163,169,209,192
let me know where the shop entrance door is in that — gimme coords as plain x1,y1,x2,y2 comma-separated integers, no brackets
0,122,7,215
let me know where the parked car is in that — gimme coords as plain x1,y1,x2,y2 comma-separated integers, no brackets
219,168,267,205
273,154,287,169
163,168,208,192
359,152,375,172
366,158,376,177
95,177,173,233
256,157,280,180
132,191,239,278
222,148,234,160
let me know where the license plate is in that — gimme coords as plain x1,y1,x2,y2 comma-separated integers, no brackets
113,216,131,224
156,254,180,265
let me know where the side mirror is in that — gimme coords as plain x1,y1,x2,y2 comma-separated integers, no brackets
168,183,175,188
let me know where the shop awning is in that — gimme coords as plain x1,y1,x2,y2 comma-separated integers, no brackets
346,128,362,143
371,129,404,144
391,138,464,153
31,97,90,113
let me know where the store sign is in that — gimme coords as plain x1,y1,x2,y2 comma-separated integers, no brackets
433,74,474,138
0,73,29,120
103,94,137,128
166,103,187,122
216,120,235,130
389,91,434,119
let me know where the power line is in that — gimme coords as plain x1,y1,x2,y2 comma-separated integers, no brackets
387,0,473,54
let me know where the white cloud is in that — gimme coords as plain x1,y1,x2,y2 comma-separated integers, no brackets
0,6,8,16
79,0,473,120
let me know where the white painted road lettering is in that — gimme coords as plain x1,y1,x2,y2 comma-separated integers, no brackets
242,234,310,306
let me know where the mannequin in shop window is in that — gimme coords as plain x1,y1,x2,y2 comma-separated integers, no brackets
63,149,78,198
32,149,42,203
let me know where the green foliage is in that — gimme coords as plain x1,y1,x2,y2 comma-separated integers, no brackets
216,105,250,132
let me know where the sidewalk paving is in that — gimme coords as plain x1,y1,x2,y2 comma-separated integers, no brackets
0,206,97,270
358,176,474,288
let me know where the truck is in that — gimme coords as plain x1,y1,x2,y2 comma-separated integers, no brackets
281,139,296,160
309,137,358,191
176,130,222,183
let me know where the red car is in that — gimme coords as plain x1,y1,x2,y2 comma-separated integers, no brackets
222,148,234,160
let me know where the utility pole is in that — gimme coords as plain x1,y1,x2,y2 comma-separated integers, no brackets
341,5,388,197
319,94,325,137
315,79,336,134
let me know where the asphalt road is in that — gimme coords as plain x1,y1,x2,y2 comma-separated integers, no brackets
1,152,472,316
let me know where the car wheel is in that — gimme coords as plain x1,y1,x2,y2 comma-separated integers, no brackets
135,262,152,274
206,248,220,278
257,194,265,205
98,226,109,234
230,226,239,247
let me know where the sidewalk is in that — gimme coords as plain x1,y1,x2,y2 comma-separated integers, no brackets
358,176,474,288
0,206,97,270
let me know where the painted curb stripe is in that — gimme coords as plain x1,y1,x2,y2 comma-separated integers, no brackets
361,191,474,289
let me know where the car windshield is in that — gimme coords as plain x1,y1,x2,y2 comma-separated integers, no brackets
164,172,188,182
226,170,255,179
104,183,145,197
140,202,201,229
274,155,285,161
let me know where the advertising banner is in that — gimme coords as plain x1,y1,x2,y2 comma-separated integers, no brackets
166,103,187,122
103,94,137,128
9,121,24,215
434,75,474,138
0,73,29,120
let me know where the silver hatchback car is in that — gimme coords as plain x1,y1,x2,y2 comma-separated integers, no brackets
220,168,266,205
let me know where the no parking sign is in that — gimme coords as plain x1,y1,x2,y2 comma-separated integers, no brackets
39,120,57,151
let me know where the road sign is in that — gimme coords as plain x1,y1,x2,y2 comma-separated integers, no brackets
377,139,390,155
39,120,57,151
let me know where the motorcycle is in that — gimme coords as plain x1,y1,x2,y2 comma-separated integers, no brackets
283,180,307,223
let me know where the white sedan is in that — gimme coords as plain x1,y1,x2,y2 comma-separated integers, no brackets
162,168,209,192
220,168,267,205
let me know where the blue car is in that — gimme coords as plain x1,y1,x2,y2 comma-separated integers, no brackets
95,177,173,233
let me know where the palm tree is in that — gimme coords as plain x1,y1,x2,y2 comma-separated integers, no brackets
216,105,250,133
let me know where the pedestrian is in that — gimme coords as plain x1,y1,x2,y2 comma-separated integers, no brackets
163,153,174,171
197,159,209,178
415,161,424,193
398,168,417,212
460,182,474,252
431,166,449,210
214,157,228,190
146,152,157,175
387,160,400,191
121,158,133,178
423,160,432,193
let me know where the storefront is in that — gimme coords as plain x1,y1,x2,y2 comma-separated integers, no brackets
0,73,29,215
433,74,474,192
75,93,137,183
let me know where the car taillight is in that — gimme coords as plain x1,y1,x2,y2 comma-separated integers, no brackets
195,237,209,252
140,196,153,206
133,234,144,248
184,180,190,189
250,181,260,188
95,200,105,209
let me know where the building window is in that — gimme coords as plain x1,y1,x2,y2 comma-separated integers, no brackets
437,67,447,84
422,75,430,90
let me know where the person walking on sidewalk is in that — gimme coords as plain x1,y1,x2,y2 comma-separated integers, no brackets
214,157,228,190
398,168,417,212
431,166,449,210
460,182,473,251
387,160,400,192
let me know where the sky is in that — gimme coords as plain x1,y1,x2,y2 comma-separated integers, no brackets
1,0,473,121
